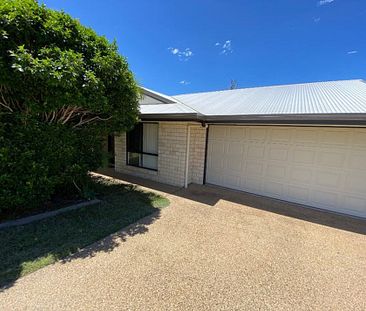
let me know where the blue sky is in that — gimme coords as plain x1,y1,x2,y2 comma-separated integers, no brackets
42,0,366,95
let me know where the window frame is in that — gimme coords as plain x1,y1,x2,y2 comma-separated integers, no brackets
107,134,115,168
126,122,159,171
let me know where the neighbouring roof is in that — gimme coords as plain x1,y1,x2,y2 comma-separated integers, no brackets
140,87,199,119
140,79,366,124
140,87,177,104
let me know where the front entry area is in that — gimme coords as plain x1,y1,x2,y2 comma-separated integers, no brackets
206,125,366,217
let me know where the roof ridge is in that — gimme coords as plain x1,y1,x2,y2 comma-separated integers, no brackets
173,97,203,115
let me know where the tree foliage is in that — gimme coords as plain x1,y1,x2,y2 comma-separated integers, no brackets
0,0,140,212
0,0,139,130
0,115,103,210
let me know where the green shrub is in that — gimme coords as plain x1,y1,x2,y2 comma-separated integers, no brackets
0,115,102,211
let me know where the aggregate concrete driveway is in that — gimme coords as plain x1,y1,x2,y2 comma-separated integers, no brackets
1,173,366,311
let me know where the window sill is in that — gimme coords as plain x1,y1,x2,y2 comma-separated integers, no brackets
126,164,158,172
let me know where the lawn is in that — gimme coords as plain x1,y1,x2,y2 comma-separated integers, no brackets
0,175,169,288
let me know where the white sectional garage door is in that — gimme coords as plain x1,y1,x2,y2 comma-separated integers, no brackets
206,125,366,218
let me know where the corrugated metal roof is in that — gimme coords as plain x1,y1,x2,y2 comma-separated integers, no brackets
140,103,197,115
172,79,366,116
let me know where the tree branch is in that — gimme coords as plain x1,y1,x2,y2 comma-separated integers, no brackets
72,115,112,128
0,86,14,112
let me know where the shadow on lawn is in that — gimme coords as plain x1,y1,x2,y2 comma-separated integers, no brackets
0,176,167,290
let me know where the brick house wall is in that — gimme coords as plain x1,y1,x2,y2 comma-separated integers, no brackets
114,122,207,187
188,125,207,184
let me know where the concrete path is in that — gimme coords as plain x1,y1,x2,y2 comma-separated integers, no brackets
1,173,366,310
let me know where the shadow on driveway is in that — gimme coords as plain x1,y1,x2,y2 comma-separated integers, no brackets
62,210,160,263
98,168,366,236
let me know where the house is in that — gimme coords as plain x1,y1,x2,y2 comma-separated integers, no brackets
113,79,366,218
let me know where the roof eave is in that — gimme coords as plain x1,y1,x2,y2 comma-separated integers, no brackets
204,113,366,126
140,112,366,126
140,113,203,122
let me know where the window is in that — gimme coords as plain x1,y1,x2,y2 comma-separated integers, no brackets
107,134,115,168
126,123,158,170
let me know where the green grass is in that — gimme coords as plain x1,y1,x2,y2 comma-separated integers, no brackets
0,175,169,288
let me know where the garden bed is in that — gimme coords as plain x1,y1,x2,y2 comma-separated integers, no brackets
0,184,89,223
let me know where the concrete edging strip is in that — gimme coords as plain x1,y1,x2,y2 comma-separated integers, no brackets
0,199,101,230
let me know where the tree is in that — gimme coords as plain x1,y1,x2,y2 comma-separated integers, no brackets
0,0,139,132
0,0,140,212
229,79,238,90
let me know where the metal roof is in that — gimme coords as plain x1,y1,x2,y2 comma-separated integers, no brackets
173,79,366,116
140,80,366,124
140,103,197,115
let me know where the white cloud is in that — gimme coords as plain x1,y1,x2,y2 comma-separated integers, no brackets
171,48,179,55
313,17,321,23
215,40,233,55
168,47,193,61
183,48,193,57
179,80,191,85
221,40,233,54
347,50,358,55
318,0,335,6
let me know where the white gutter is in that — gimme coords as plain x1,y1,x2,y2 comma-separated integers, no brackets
184,125,191,188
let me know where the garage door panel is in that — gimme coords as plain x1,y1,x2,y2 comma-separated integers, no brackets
343,196,366,214
344,173,366,193
347,150,366,170
315,171,341,188
293,129,319,143
351,130,366,147
292,148,316,165
247,127,266,141
226,158,241,171
228,127,246,140
206,168,222,186
242,178,262,193
227,142,244,155
209,159,223,171
265,163,286,180
208,152,224,171
206,125,366,217
223,174,240,189
209,141,225,154
312,190,339,207
287,185,309,202
269,128,292,142
316,149,346,167
244,161,264,176
209,126,226,139
320,130,349,146
247,144,265,159
268,146,289,161
264,182,284,198
290,167,313,183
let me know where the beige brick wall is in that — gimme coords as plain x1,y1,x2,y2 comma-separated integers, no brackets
158,122,187,186
115,122,206,187
188,125,207,184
